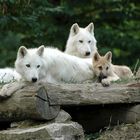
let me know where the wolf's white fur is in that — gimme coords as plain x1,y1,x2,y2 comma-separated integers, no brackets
15,46,94,84
0,68,21,83
65,23,97,58
65,23,133,80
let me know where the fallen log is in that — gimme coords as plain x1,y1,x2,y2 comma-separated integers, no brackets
0,82,60,121
45,82,140,105
0,81,139,132
1,81,139,107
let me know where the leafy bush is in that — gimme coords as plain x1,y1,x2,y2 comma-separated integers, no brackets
0,0,139,70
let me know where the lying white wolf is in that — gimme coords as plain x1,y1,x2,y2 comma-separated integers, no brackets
65,22,97,58
15,45,94,83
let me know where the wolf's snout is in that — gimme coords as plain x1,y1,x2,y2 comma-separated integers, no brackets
85,51,90,56
32,77,37,83
98,73,107,82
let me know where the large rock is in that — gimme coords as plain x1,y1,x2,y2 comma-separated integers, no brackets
9,110,72,128
53,109,72,123
0,121,84,140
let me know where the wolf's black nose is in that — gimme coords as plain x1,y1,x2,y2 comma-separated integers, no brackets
32,78,37,83
85,52,90,56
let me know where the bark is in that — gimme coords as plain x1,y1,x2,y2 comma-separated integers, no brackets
0,82,60,121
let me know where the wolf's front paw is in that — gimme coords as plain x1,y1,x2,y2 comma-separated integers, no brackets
101,79,110,87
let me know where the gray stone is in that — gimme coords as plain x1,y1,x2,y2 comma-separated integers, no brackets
10,110,72,129
53,110,72,123
0,121,84,140
10,120,42,128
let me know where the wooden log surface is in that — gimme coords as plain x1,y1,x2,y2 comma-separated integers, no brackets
0,81,139,122
0,82,60,122
44,82,140,106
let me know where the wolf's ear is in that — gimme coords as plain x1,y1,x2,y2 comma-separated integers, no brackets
93,52,100,62
70,23,79,36
37,45,45,56
105,51,112,62
85,22,94,34
18,46,28,58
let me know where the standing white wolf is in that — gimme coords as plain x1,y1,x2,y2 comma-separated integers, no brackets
65,22,97,58
15,45,94,84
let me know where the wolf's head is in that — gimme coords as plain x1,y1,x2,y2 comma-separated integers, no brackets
15,45,46,83
65,23,97,58
92,51,112,82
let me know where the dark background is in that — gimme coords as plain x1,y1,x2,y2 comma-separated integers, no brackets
0,0,139,71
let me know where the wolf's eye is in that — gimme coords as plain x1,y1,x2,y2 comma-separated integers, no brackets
88,40,91,43
106,66,109,70
98,66,102,70
37,65,40,68
79,40,83,43
26,64,30,68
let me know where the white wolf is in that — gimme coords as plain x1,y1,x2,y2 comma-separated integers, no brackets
65,22,97,58
0,22,96,84
15,45,94,84
65,23,133,80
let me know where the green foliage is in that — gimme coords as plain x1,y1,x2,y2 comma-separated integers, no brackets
85,133,100,140
0,0,139,69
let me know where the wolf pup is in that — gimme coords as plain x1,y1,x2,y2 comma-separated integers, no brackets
92,51,133,86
